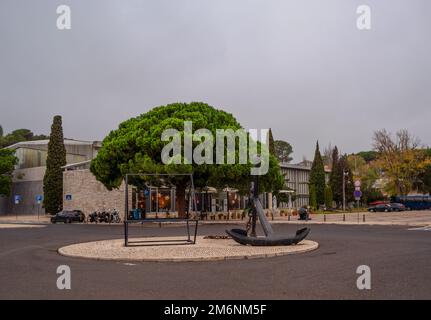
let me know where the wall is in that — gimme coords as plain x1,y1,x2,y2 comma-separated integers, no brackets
13,166,45,182
0,180,45,216
63,169,131,218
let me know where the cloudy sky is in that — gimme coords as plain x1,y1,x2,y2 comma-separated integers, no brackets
1,0,430,161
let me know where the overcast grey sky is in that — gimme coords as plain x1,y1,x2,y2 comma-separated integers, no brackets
1,0,430,161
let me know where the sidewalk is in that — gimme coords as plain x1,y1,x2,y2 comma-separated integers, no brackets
1,210,430,227
0,214,50,224
198,210,431,227
274,210,431,227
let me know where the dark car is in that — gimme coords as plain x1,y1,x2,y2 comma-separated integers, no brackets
51,210,85,223
368,204,391,212
388,203,407,212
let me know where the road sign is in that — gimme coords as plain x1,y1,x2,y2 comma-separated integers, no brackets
36,195,43,204
354,190,362,200
14,195,21,205
65,194,72,201
144,189,150,197
354,180,361,188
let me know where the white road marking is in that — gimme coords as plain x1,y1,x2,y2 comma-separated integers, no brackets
408,226,431,231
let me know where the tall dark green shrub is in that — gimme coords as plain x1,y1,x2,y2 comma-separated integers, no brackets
329,146,342,205
339,154,354,202
325,185,333,209
309,184,317,209
268,129,275,155
309,141,326,206
43,116,66,214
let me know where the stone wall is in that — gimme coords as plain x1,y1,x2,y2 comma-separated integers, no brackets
63,169,131,218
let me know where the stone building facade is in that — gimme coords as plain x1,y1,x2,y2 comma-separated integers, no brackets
63,169,131,218
0,139,101,215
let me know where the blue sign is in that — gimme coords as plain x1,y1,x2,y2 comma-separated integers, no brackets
36,195,43,204
354,190,362,199
144,189,150,196
14,195,22,204
65,194,72,201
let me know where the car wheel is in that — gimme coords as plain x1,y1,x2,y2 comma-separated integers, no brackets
66,218,71,224
384,209,388,212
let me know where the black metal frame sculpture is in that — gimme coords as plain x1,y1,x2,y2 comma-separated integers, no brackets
124,173,199,247
226,172,310,246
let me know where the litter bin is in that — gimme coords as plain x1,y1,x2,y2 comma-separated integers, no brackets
132,208,141,220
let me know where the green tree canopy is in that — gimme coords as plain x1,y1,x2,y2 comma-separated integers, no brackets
43,116,66,214
274,140,293,163
90,102,284,217
309,141,326,206
0,128,48,148
356,150,378,163
0,125,3,137
0,149,18,195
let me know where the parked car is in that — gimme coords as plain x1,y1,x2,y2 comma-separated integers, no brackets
368,204,391,212
51,210,85,223
388,203,407,212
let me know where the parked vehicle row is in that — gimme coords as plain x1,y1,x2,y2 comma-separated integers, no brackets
50,209,121,224
88,209,121,223
51,210,85,223
368,203,408,212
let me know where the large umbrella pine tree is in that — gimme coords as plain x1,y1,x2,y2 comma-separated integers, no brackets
90,102,284,218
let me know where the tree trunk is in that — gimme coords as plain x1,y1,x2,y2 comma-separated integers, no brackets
176,185,186,218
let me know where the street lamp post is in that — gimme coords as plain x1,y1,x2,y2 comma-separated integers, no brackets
342,169,349,211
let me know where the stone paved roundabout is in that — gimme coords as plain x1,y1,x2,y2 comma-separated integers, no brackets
58,236,318,262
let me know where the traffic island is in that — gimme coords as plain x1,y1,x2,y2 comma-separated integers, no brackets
58,236,318,262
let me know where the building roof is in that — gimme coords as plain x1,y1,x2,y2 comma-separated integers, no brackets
279,162,312,171
280,162,331,173
6,139,101,150
62,160,92,170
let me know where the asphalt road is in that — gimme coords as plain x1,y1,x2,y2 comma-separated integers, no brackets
0,222,430,299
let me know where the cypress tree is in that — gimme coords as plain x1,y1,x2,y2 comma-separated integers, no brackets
309,141,326,206
43,116,66,214
0,125,3,137
268,128,275,155
329,146,342,206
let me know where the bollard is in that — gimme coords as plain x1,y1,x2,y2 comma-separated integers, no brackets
343,214,346,222
363,214,366,223
288,213,291,221
324,214,326,222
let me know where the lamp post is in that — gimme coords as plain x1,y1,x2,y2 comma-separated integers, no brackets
342,169,349,211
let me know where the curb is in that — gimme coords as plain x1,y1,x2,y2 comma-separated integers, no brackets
57,239,319,263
